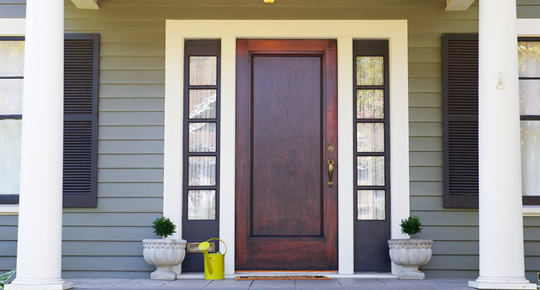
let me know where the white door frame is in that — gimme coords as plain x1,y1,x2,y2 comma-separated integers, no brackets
164,20,410,275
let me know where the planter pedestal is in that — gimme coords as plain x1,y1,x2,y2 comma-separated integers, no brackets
142,239,187,280
388,239,432,280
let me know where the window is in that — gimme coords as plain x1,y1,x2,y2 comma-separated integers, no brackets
0,34,100,207
0,37,24,204
519,38,540,204
442,34,540,207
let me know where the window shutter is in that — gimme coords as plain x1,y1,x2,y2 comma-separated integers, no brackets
442,34,479,209
63,34,99,208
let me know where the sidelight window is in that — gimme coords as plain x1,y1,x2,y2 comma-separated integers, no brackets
353,40,391,272
182,39,221,273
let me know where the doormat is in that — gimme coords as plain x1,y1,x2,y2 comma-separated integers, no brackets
236,275,330,280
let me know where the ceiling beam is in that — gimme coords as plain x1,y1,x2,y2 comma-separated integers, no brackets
71,0,100,10
446,0,475,11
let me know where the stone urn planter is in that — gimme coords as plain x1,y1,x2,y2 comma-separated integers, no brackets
388,239,433,280
143,239,187,280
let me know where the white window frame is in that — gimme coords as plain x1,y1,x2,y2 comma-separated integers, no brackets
164,20,410,275
518,19,540,216
0,18,25,215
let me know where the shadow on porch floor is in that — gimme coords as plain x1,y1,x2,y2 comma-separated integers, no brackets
67,278,472,289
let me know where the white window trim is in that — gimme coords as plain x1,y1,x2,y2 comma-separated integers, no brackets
164,20,410,275
0,18,25,215
517,19,540,216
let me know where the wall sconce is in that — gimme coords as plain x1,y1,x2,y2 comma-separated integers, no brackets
496,72,504,90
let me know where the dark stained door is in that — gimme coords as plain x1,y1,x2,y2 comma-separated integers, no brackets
236,40,338,270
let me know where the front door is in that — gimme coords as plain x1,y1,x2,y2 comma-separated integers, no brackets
235,40,338,270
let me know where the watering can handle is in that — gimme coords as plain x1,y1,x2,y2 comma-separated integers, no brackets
206,238,227,255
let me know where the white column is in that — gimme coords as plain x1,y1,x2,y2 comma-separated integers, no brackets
469,0,535,289
6,0,72,289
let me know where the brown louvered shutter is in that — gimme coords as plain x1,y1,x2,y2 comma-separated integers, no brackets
442,34,479,208
63,34,99,208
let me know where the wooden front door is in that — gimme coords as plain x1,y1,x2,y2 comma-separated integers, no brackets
235,40,338,270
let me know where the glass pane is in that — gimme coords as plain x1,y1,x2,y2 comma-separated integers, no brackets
357,123,384,152
357,90,384,119
189,123,216,152
356,56,384,86
357,156,385,186
189,56,217,86
0,41,24,76
521,121,540,196
0,79,23,114
520,80,540,115
189,89,217,119
188,156,216,186
358,190,385,220
188,190,216,220
0,120,21,195
518,41,540,78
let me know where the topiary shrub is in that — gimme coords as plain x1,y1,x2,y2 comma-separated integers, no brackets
152,217,176,239
400,216,422,236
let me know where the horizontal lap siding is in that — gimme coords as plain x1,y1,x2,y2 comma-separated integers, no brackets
0,0,25,18
407,1,480,279
62,0,165,277
0,0,539,280
0,0,170,277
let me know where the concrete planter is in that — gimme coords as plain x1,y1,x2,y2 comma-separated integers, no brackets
142,239,187,280
388,239,433,280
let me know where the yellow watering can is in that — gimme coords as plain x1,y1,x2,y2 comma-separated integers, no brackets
198,238,227,280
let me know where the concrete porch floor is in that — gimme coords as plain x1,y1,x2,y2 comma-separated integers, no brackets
67,278,472,289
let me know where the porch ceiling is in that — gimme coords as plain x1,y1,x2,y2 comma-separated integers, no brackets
71,0,470,10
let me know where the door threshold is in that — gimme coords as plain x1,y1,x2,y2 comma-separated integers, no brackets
178,272,396,279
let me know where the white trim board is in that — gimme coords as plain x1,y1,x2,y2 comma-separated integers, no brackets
164,20,410,275
0,18,25,36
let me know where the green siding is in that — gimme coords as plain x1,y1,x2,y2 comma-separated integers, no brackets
0,0,539,280
0,0,24,18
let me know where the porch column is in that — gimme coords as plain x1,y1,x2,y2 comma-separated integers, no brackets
469,0,535,289
6,0,72,289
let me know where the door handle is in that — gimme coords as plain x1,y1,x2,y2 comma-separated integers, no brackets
327,159,335,187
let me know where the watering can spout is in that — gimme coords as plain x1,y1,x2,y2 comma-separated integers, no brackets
198,238,227,280
199,242,214,275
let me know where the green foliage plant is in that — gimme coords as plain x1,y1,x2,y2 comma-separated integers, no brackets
0,269,15,290
400,216,423,236
152,217,176,239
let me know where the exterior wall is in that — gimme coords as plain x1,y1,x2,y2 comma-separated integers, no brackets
518,26,540,289
62,1,166,277
0,0,25,18
0,0,539,280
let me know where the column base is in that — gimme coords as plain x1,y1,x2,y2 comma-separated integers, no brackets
469,277,536,289
5,279,73,290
